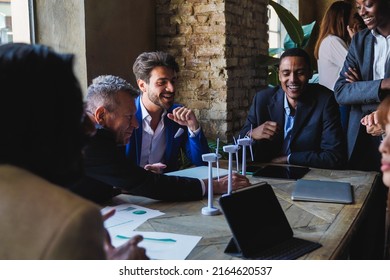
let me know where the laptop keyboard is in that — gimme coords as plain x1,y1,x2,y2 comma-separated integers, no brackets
253,238,321,260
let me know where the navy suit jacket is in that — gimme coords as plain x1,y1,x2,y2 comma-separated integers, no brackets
240,85,347,169
334,29,388,161
126,96,210,172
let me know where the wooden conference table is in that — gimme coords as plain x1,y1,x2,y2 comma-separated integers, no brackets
112,164,380,260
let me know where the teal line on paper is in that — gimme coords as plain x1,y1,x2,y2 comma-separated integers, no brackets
116,234,177,243
105,220,134,229
119,206,136,212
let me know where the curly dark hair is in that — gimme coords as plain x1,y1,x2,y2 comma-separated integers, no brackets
132,51,179,83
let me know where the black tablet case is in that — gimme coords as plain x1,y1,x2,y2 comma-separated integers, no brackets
219,183,321,259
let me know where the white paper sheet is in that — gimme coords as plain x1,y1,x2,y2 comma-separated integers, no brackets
101,203,164,231
165,166,229,180
107,227,202,260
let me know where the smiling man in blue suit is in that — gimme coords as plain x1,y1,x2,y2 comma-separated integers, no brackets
240,48,346,169
126,51,210,173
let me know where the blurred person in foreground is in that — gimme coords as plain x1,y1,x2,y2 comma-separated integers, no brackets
376,96,390,258
0,43,147,260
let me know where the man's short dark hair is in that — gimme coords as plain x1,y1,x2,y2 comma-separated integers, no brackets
133,51,179,83
279,48,312,72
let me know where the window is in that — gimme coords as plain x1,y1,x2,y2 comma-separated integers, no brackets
0,0,32,45
268,0,281,50
268,0,299,52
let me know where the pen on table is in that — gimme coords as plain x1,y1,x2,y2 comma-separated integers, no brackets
174,128,184,138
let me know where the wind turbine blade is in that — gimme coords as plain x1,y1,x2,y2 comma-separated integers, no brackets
216,138,220,180
216,158,220,181
249,144,254,161
235,151,239,172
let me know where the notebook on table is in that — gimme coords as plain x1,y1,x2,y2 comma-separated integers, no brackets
252,165,310,180
291,179,353,204
218,182,321,260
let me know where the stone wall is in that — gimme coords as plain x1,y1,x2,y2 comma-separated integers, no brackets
156,0,268,142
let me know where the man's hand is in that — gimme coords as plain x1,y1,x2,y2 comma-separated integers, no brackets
251,121,280,140
144,162,167,174
102,209,149,260
206,173,250,194
270,155,288,164
361,111,384,136
167,106,199,132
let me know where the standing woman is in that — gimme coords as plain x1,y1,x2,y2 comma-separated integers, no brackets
333,0,390,259
314,1,356,133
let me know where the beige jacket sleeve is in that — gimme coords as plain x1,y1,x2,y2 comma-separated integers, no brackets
0,165,106,259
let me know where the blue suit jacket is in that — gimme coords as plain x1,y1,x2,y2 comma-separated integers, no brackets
334,29,388,162
126,96,210,172
239,85,347,169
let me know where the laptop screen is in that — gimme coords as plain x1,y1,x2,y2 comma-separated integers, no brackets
219,183,293,257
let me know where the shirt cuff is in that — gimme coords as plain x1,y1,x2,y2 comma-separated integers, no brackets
199,179,206,196
188,126,201,138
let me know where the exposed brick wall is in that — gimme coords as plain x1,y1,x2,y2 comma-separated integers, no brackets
156,0,268,142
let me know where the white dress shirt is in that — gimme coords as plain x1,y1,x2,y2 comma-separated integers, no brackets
139,100,167,167
372,29,390,80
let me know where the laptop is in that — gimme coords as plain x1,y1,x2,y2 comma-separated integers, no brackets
252,165,310,180
291,179,353,204
219,182,321,259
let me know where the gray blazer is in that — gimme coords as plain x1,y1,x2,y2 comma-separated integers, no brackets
334,28,390,158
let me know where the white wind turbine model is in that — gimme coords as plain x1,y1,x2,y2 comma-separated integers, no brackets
222,137,240,195
201,138,221,216
237,126,254,176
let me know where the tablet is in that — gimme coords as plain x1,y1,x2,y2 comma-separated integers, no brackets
219,182,321,259
252,165,310,180
239,165,261,175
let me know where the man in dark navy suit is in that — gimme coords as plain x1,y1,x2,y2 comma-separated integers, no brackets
240,48,347,169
